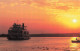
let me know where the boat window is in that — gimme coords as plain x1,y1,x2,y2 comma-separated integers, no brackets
24,31,26,34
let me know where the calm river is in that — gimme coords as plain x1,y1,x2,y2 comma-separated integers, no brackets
0,37,79,51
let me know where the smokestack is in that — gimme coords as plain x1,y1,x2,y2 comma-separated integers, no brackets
22,23,24,29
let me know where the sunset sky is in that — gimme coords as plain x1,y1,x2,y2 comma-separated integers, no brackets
0,0,80,34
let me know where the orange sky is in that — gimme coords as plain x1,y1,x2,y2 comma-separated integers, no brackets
0,0,80,34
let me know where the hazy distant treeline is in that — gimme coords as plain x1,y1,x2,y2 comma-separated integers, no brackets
0,33,80,37
30,33,80,37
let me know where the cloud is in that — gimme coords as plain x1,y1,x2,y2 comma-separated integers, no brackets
55,6,70,10
0,0,80,9
23,0,80,10
0,0,72,10
21,0,73,11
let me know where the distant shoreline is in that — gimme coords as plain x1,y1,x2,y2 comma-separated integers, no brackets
0,33,80,37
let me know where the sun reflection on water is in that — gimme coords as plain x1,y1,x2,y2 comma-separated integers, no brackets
70,37,78,48
70,43,78,47
71,37,77,40
66,37,79,51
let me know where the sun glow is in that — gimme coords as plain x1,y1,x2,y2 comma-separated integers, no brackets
47,3,80,29
72,19,77,23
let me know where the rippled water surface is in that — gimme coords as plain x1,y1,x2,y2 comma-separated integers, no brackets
0,37,79,51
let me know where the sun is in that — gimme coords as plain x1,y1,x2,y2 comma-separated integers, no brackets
72,19,77,23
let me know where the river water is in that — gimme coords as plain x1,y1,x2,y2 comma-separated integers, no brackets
0,37,79,51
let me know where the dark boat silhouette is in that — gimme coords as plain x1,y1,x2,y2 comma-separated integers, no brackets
72,37,80,43
7,23,30,40
72,40,80,43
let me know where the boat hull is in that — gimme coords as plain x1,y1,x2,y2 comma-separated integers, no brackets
72,40,80,43
7,35,30,40
7,37,30,40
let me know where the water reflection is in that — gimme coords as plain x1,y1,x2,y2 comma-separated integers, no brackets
70,37,78,48
70,43,78,47
66,37,79,51
69,43,79,51
71,37,77,40
1,37,80,51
